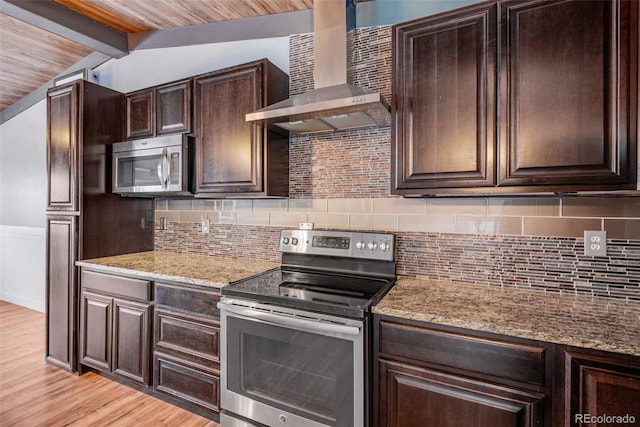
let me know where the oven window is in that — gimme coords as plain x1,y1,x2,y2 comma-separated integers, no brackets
227,316,355,427
117,154,162,187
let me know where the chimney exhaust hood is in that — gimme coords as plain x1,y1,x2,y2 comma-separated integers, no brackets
246,0,391,135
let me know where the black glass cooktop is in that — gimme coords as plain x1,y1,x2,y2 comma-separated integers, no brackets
222,268,395,318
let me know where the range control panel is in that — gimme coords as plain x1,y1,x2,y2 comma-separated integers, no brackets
279,229,394,261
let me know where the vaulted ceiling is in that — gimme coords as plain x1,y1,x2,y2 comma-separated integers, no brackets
0,0,320,122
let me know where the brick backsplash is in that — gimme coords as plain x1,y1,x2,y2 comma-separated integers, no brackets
155,221,640,301
395,232,640,300
155,222,282,263
154,26,640,300
288,28,393,198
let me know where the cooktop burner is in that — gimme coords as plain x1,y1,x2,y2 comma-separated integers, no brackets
222,229,396,318
223,268,395,318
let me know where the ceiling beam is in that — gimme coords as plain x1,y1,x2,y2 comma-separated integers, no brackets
129,9,313,51
0,52,111,124
0,0,128,58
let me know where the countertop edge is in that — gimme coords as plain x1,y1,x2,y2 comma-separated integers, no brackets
76,260,228,289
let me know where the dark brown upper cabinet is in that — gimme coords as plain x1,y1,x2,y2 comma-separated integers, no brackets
392,3,498,193
499,0,637,190
47,84,80,211
156,79,192,135
126,79,192,139
126,88,155,139
193,59,289,197
392,0,638,195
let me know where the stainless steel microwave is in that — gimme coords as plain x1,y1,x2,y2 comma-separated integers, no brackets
112,134,193,196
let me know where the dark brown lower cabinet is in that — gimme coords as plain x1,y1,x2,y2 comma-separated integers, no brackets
77,270,221,421
153,282,221,419
375,317,550,426
379,360,543,427
564,349,640,427
45,215,78,371
375,316,640,427
79,270,152,386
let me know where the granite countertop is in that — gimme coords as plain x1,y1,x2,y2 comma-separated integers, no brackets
77,252,639,356
374,276,640,357
76,251,278,288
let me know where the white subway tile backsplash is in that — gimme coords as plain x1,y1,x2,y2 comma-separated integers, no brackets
167,199,193,210
269,213,308,227
288,199,328,213
236,212,270,226
488,197,560,217
253,199,288,212
456,215,522,235
328,198,373,214
398,214,456,233
307,214,350,229
374,197,426,214
349,214,398,231
428,198,487,216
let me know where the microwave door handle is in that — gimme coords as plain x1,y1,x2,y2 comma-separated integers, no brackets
162,147,170,186
165,150,172,186
157,151,165,188
157,148,169,188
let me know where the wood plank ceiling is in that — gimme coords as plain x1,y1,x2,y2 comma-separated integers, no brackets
0,0,314,114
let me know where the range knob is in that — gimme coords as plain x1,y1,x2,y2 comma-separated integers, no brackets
291,237,299,245
356,241,366,250
282,237,290,245
367,241,378,250
379,242,390,251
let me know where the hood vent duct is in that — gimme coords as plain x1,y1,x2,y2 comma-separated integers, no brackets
246,0,391,135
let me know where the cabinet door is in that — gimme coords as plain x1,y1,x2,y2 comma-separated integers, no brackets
113,299,151,386
194,63,264,194
378,360,544,427
126,88,155,139
565,350,640,426
45,215,78,371
47,84,79,211
157,79,191,135
392,4,497,193
499,0,637,189
79,291,112,372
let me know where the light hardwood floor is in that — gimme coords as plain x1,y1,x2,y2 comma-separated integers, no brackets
0,300,218,427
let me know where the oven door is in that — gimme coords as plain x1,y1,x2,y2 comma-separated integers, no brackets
218,299,365,427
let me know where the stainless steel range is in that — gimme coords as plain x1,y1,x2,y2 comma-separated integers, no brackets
217,229,396,427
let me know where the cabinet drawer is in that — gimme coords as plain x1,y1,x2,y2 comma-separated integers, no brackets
155,282,220,318
81,270,151,302
155,310,219,364
154,354,220,412
379,320,546,386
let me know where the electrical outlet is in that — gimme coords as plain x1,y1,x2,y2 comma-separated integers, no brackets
202,217,210,234
159,217,166,230
299,222,314,230
584,230,606,256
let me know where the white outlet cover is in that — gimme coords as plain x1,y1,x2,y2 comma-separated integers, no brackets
584,230,607,257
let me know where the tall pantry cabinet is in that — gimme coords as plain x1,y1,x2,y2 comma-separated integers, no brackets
45,80,154,372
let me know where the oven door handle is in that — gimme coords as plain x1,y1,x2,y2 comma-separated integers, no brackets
217,302,362,337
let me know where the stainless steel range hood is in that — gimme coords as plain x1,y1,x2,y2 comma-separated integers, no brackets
246,0,391,135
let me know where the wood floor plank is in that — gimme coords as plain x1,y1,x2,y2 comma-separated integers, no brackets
0,301,218,427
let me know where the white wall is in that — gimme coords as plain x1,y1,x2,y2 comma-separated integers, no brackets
0,100,47,312
95,38,289,93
